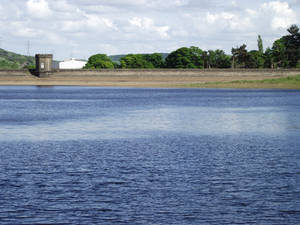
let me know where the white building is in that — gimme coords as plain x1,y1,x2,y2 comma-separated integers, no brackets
59,58,87,69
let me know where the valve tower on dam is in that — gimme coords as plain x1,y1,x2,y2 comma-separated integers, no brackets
35,54,53,77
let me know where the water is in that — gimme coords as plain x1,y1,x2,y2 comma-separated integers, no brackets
0,86,300,224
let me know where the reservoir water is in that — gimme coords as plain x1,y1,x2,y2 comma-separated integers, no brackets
0,86,300,224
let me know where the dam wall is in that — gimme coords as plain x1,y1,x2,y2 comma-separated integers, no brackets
0,70,32,76
0,68,299,87
0,68,300,78
51,69,300,77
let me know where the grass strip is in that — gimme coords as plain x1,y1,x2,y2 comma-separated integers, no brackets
185,74,300,89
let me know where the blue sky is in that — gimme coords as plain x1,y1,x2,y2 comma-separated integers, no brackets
0,0,299,60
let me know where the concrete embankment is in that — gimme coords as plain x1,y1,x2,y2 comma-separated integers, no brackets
50,69,300,77
0,69,300,87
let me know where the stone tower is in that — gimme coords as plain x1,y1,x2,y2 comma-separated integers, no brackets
35,54,53,77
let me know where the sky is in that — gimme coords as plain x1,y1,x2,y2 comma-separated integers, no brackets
0,0,299,60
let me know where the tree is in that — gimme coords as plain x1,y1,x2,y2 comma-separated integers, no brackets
143,53,164,68
209,49,231,68
272,38,288,68
207,50,216,68
283,24,300,67
84,54,114,69
202,51,209,68
217,50,231,68
203,50,231,68
113,62,121,68
120,54,154,68
119,53,164,69
264,47,273,68
257,35,264,54
297,59,300,68
165,47,204,68
231,44,249,68
231,44,265,68
231,47,238,68
264,24,300,68
190,46,204,68
247,50,265,68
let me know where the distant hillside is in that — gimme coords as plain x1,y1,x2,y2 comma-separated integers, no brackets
109,53,169,63
109,55,125,63
0,48,35,69
160,53,169,60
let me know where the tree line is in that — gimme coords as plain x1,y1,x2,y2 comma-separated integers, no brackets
84,25,300,69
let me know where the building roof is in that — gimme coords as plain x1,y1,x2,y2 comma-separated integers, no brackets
61,58,87,62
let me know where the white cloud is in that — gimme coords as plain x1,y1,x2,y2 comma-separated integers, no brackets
206,13,218,24
204,1,297,32
261,1,297,30
97,43,119,55
128,17,169,39
145,0,189,8
204,12,253,31
61,14,117,32
231,0,238,7
10,22,39,38
26,0,52,18
51,0,76,12
0,0,299,59
86,15,117,30
61,20,82,32
246,9,257,16
46,31,65,43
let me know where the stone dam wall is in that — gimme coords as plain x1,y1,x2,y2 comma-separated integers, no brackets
0,69,300,77
0,70,32,76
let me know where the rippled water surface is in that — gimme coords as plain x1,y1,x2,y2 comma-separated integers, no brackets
0,86,300,224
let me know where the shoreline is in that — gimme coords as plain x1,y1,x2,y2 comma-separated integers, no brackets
0,70,299,89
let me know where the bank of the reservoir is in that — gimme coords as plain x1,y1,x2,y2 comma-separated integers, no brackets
185,74,300,89
0,69,300,88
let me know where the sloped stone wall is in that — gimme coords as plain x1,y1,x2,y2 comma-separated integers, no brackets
0,69,300,77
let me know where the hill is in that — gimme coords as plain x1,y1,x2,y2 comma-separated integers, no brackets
0,48,35,69
109,53,169,63
109,55,125,63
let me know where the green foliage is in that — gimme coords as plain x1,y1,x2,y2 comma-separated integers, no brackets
165,47,204,68
231,44,249,68
264,47,273,68
262,25,300,68
119,53,164,68
248,50,265,68
203,49,231,68
283,24,300,67
84,54,114,69
0,48,35,69
228,26,300,69
0,60,19,69
23,64,36,70
109,53,168,65
257,35,264,54
232,45,265,68
120,54,154,68
271,38,288,68
113,62,121,69
143,53,164,68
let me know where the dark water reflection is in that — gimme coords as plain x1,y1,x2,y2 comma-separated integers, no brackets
0,87,300,224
